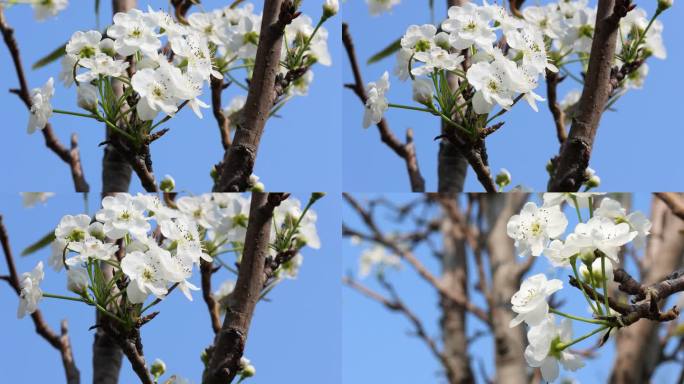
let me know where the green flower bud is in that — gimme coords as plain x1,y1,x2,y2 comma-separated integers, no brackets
150,359,166,379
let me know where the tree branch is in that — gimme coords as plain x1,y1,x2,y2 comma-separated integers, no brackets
343,275,459,383
202,193,287,384
0,5,89,193
655,193,684,221
201,258,221,334
547,0,632,191
342,23,425,192
0,215,80,384
545,69,567,144
214,1,297,191
211,76,232,150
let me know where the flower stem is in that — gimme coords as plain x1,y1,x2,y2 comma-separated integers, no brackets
387,103,435,113
43,293,87,302
571,257,598,315
601,255,611,314
587,262,605,316
549,308,608,325
559,325,610,351
570,195,583,222
53,109,98,119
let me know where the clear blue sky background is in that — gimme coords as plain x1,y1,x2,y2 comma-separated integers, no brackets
0,0,341,193
0,192,341,384
343,193,683,383
342,1,683,192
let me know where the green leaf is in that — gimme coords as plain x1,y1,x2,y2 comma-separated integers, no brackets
32,43,67,70
367,38,402,65
21,231,56,257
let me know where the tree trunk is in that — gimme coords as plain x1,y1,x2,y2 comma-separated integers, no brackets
482,194,529,383
92,2,136,383
437,0,469,193
609,195,684,383
439,199,474,383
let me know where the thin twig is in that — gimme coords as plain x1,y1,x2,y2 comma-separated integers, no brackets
0,215,80,384
0,5,89,192
342,23,425,192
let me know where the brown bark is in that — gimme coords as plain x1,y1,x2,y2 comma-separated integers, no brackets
481,194,529,384
547,0,631,191
610,195,684,383
439,199,474,383
203,193,285,384
214,1,294,191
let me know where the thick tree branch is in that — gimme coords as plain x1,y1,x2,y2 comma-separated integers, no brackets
0,5,89,192
201,258,222,334
214,1,297,191
211,76,232,150
203,193,287,384
545,70,567,144
0,215,80,384
547,0,632,191
342,23,425,192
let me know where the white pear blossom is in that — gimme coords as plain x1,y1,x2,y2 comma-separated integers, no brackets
442,3,496,50
21,192,54,208
107,9,161,57
76,53,130,83
17,262,44,318
367,0,401,15
55,214,92,242
359,246,402,278
594,198,651,249
131,67,181,121
27,77,54,134
95,194,150,240
542,192,605,210
507,202,568,257
509,273,563,327
561,216,637,262
363,71,390,128
66,31,103,59
467,60,516,114
324,0,339,16
525,316,585,382
412,47,464,76
121,250,168,304
32,0,68,21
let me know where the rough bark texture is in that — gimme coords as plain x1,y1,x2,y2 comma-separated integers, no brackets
214,1,289,191
481,194,529,384
203,193,282,384
439,199,474,383
547,0,629,191
609,195,684,383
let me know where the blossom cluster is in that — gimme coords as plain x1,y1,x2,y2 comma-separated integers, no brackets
17,193,321,321
9,0,69,21
506,193,651,382
27,2,333,140
364,1,557,129
522,0,668,117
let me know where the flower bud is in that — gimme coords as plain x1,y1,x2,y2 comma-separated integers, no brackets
248,174,265,192
67,267,89,294
150,358,166,379
579,250,595,264
580,258,613,284
585,175,601,189
495,168,511,189
310,192,326,204
240,357,256,378
323,0,339,19
412,78,434,106
160,174,175,192
77,83,98,111
658,0,673,11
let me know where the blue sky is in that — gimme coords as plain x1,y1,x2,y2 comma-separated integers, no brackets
0,192,341,384
342,1,683,192
342,193,682,383
0,0,341,193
